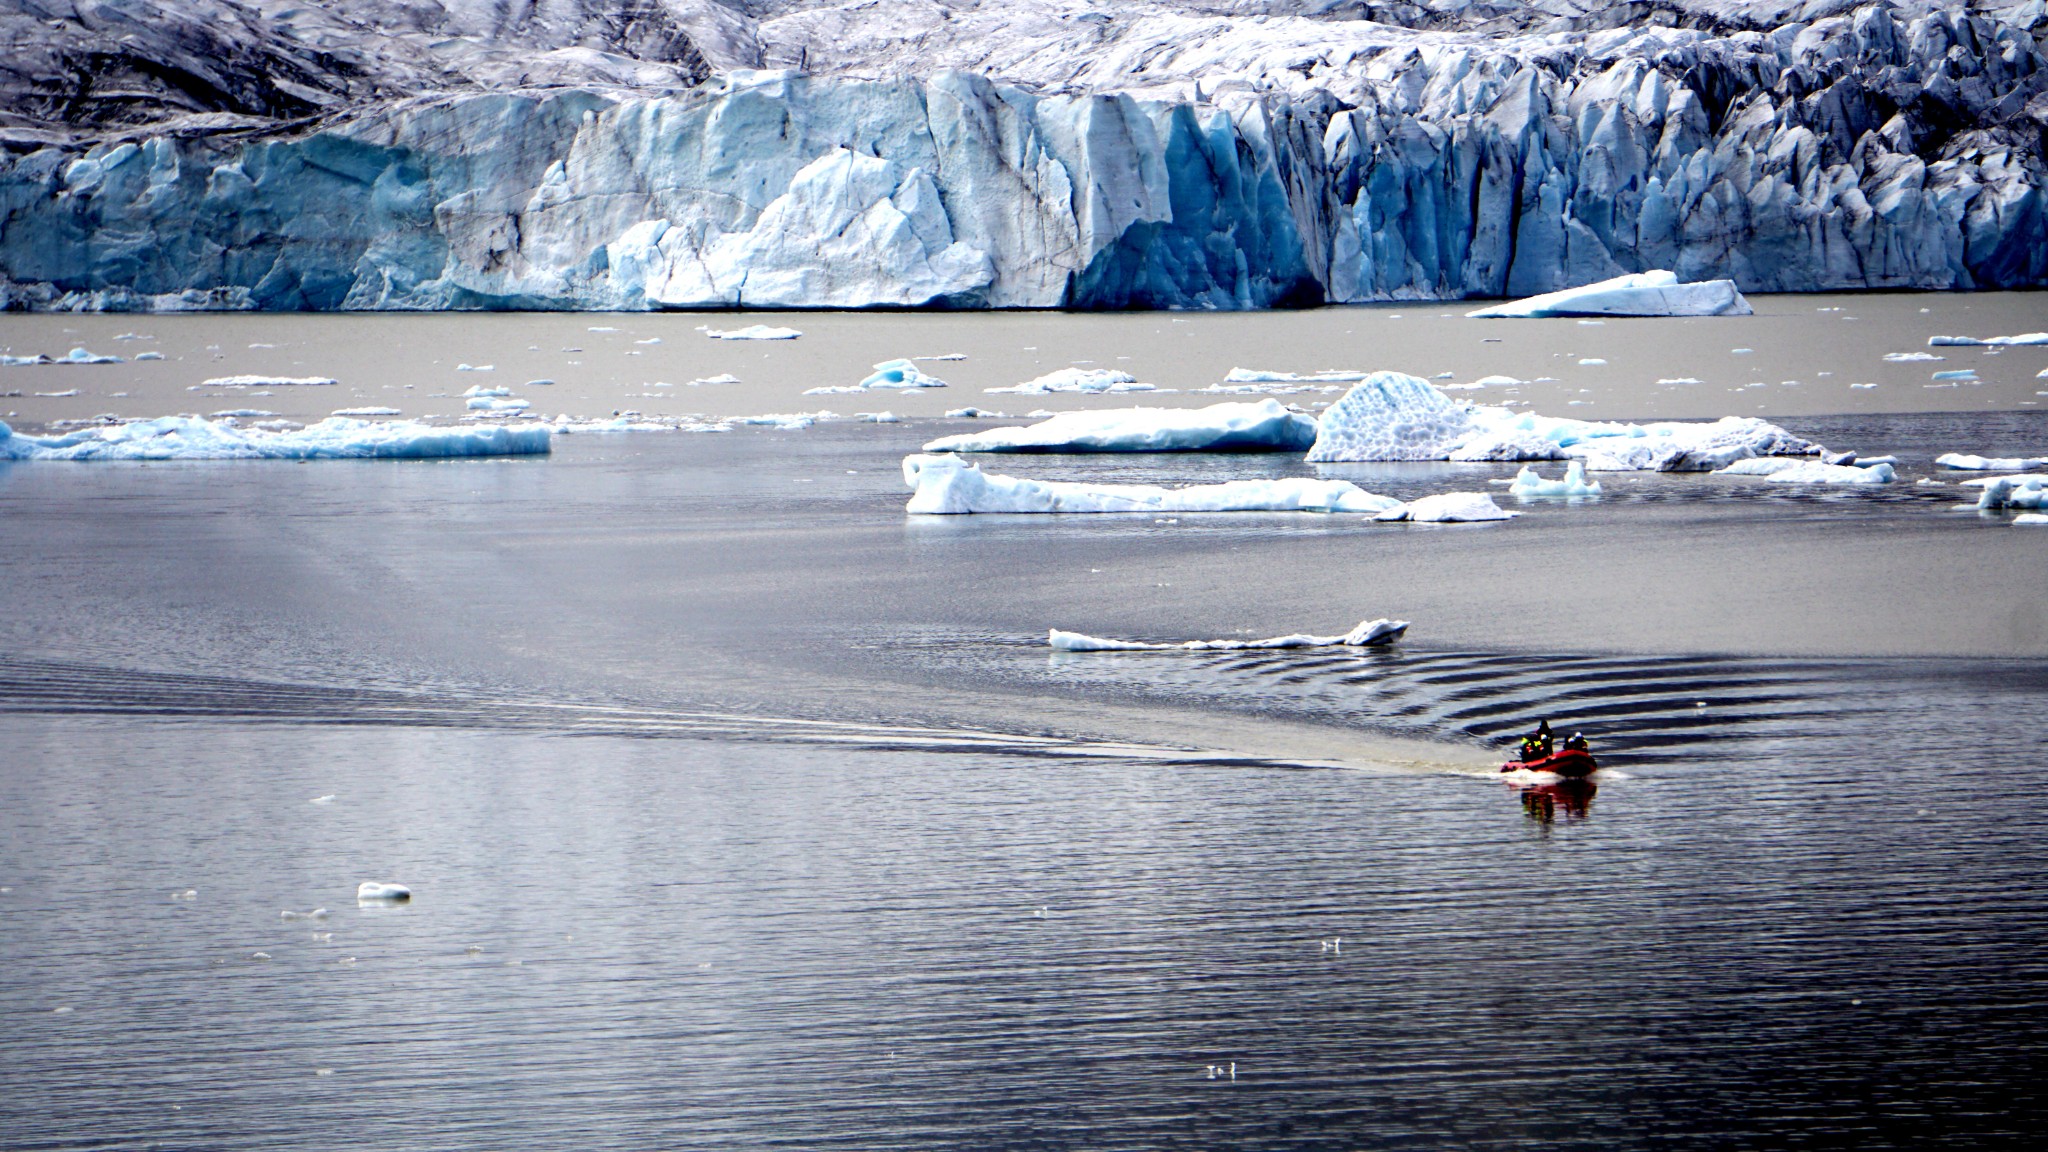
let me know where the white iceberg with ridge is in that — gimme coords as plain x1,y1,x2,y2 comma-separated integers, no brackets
902,453,1398,515
0,416,549,460
1465,271,1752,319
923,400,1317,454
1308,372,1820,471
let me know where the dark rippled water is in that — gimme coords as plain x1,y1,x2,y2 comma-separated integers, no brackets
3,408,2046,1149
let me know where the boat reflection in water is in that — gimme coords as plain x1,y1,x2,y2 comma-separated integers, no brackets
1520,777,1597,824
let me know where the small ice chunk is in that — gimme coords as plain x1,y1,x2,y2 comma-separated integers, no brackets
201,375,337,388
1222,368,1369,384
56,347,122,364
1372,492,1516,522
332,407,402,416
1466,271,1752,318
2014,513,2048,525
32,389,80,397
689,374,741,386
733,411,834,429
1971,475,2048,510
1508,461,1602,497
858,411,901,423
859,359,949,390
1049,618,1408,652
455,364,494,372
1928,333,2048,346
1935,453,2048,471
356,882,411,901
914,353,968,361
1884,352,1943,362
944,407,1001,418
705,324,802,341
134,352,165,361
466,396,529,412
1931,370,1978,381
635,337,662,345
525,379,555,387
1656,377,1703,385
987,368,1151,394
1577,358,1608,366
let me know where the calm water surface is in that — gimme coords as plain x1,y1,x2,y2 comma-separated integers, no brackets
3,308,2047,1148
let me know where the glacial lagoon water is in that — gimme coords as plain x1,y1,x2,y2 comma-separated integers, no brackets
3,297,2047,1148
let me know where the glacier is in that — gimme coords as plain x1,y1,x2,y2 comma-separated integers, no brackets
0,1,2043,312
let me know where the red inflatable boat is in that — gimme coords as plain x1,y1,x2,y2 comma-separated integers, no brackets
1500,748,1598,777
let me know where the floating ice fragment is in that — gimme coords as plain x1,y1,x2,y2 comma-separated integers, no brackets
310,795,335,804
1935,453,2048,470
1577,358,1607,366
1656,378,1703,385
914,353,967,361
0,416,548,460
860,359,948,389
1431,372,1455,379
1222,368,1368,384
33,389,80,397
1508,461,1602,497
1466,271,1751,318
987,368,1151,394
858,412,900,423
1371,492,1516,521
902,453,1399,515
525,379,555,387
689,374,740,386
944,407,1001,418
1884,352,1943,362
1928,333,2048,346
2014,514,2048,525
705,324,801,341
733,411,833,429
1715,458,1895,483
1049,618,1408,652
923,400,1316,454
202,375,336,388
588,326,619,333
455,364,494,372
280,908,329,921
332,407,401,416
1731,348,1754,354
356,882,410,902
1850,383,1877,389
134,352,164,361
635,338,662,345
466,396,528,412
1931,370,1978,381
1474,375,1529,387
1970,475,2048,510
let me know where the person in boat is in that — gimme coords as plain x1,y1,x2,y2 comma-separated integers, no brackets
1524,719,1554,761
1565,732,1589,754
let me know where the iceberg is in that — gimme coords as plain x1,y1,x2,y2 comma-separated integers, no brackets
1371,493,1515,522
1466,272,1752,319
987,368,1155,394
0,416,549,461
1309,373,1819,472
1936,453,2048,471
1716,458,1896,484
902,453,1399,515
1049,618,1408,652
923,400,1317,454
202,375,338,388
1508,461,1601,497
858,359,948,390
706,325,802,341
356,882,411,902
1929,334,2048,347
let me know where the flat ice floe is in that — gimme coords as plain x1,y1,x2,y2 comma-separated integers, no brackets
1715,458,1895,484
1049,618,1408,652
1928,333,2048,346
201,374,338,388
986,368,1155,394
705,324,802,341
1370,492,1515,521
1221,368,1370,384
2015,514,2048,525
1465,271,1752,318
1307,372,1819,471
1936,452,2048,470
0,416,549,460
922,399,1317,454
903,453,1397,514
